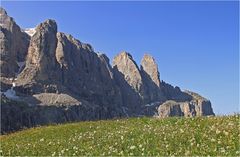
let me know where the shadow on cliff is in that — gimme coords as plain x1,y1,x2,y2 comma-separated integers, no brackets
140,68,166,103
160,81,193,102
139,69,166,116
112,66,143,116
1,93,113,134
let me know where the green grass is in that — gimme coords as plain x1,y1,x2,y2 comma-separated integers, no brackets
0,115,239,156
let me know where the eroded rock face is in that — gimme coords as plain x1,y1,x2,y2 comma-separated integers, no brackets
141,54,160,87
54,32,123,117
17,19,60,84
1,94,115,134
0,7,30,77
184,90,215,116
157,91,215,118
113,52,143,93
113,51,144,115
161,81,192,102
140,54,166,103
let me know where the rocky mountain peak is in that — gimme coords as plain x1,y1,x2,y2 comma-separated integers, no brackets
141,54,160,87
17,19,59,83
113,51,143,92
118,51,133,59
0,7,15,30
36,19,57,34
0,8,30,77
0,7,7,16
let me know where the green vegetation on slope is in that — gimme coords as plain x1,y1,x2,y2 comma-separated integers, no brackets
0,115,239,156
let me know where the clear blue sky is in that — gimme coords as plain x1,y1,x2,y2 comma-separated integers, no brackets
1,1,239,115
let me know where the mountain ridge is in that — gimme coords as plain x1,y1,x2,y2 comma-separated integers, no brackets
0,7,214,134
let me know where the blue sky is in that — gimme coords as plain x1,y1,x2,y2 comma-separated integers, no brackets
1,1,239,115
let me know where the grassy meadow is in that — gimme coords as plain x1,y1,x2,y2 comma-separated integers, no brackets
0,115,239,156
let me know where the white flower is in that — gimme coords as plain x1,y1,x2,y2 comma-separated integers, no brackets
73,146,77,150
185,150,190,155
221,148,226,153
40,138,44,142
51,152,56,156
180,129,184,133
223,131,229,136
130,145,136,150
216,129,221,134
139,144,142,148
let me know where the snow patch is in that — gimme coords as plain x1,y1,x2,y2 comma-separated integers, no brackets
23,28,36,37
4,88,18,99
3,82,19,100
97,52,103,57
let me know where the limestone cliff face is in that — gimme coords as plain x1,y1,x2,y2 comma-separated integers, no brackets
113,52,143,93
140,54,166,103
54,32,123,117
161,81,192,102
184,90,215,116
141,54,160,87
157,92,214,118
17,19,60,84
1,94,110,134
1,7,215,133
112,52,143,115
0,7,30,78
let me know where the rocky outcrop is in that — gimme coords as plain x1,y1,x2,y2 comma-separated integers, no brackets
15,21,124,116
113,52,143,93
112,51,143,115
54,32,123,116
1,94,115,134
184,90,215,116
157,91,215,118
17,19,60,85
140,54,166,103
161,81,192,102
0,7,30,78
141,54,161,87
0,7,215,134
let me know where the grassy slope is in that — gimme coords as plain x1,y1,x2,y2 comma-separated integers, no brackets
0,115,239,156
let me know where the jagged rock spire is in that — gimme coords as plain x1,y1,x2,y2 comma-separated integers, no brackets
0,7,7,16
141,54,160,87
0,7,30,77
18,19,59,83
113,51,143,92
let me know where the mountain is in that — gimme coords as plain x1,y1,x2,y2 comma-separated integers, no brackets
0,7,214,134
